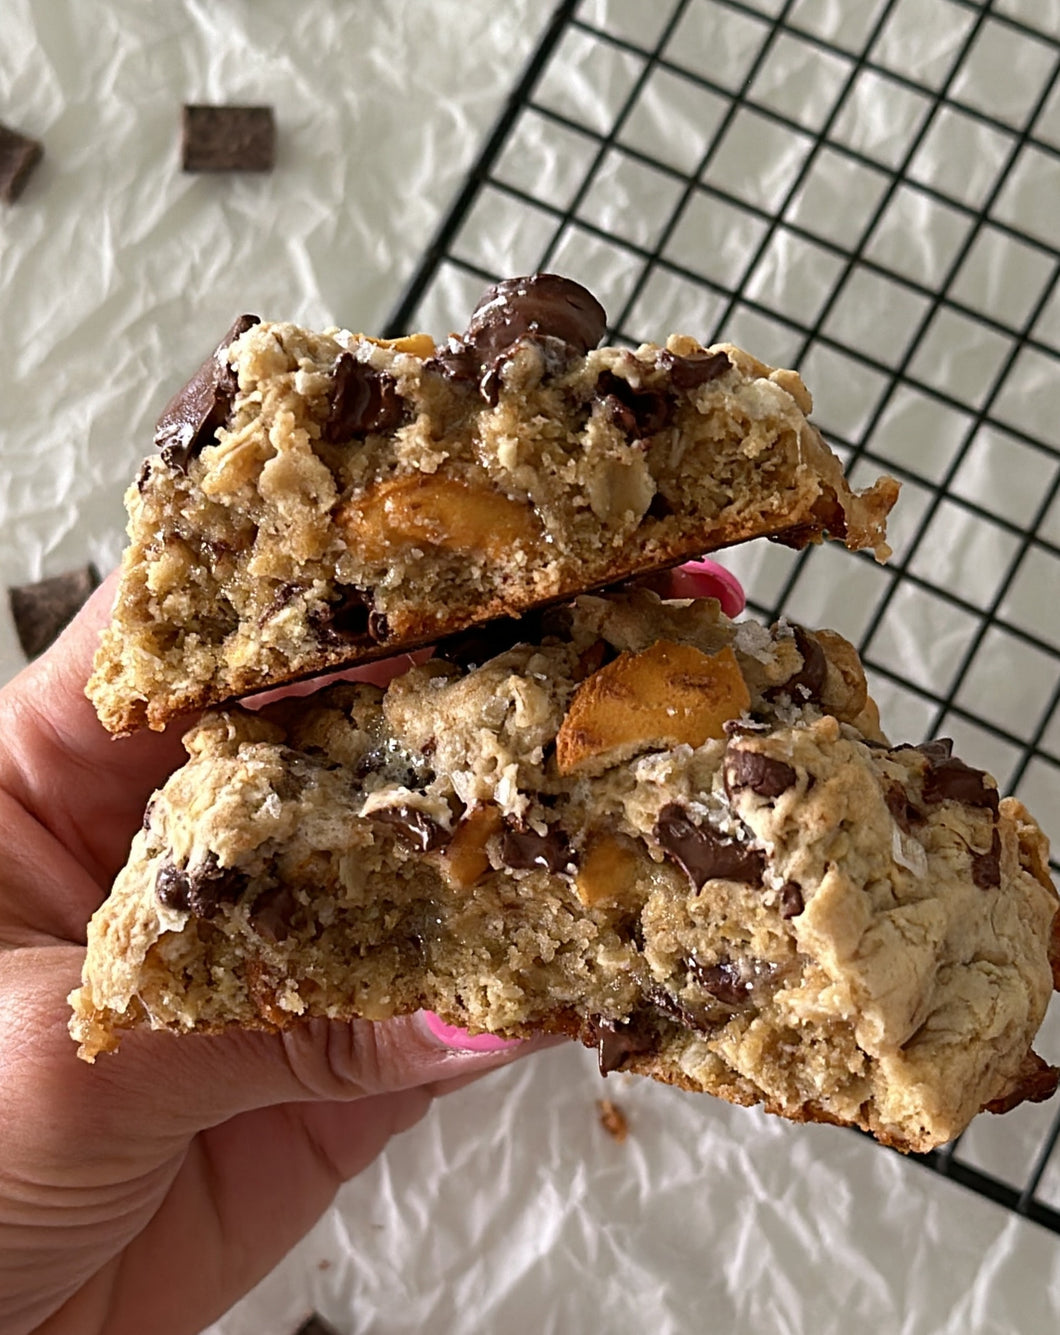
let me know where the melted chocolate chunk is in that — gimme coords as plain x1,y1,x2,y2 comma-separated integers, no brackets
971,827,1002,890
591,1015,658,1076
657,348,731,389
499,822,572,874
687,958,754,1007
464,273,606,365
724,748,798,800
325,352,404,441
912,738,954,766
778,882,805,919
307,585,372,643
373,806,448,853
766,627,828,704
426,341,481,384
155,314,260,471
155,854,248,918
922,752,1000,816
250,885,299,942
645,984,711,1032
595,370,673,437
654,804,765,890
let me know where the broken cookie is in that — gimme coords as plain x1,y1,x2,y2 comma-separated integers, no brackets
70,590,1058,1153
86,273,898,734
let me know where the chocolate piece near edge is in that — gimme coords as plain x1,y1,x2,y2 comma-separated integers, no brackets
595,370,673,437
499,822,572,874
654,804,765,890
155,855,248,918
8,565,100,659
687,958,754,1007
155,314,260,471
971,828,1002,890
766,627,828,704
724,748,798,800
464,273,607,366
778,882,805,919
0,122,43,204
325,353,404,441
657,348,731,389
592,1015,658,1076
373,806,448,853
181,105,276,172
294,1316,340,1335
922,752,1000,816
307,584,373,643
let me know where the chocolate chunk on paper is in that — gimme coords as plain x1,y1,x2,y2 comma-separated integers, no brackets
294,1316,340,1335
155,313,260,470
0,122,43,203
181,105,276,172
8,565,99,659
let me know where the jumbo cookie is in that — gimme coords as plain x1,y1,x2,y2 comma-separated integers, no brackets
86,274,898,734
70,589,1060,1152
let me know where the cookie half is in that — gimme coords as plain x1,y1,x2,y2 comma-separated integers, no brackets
86,275,898,734
71,590,1058,1152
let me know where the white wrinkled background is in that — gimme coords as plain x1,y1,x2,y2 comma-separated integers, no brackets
3,1,1060,1331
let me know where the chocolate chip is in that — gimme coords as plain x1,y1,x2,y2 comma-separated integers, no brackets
654,804,765,890
426,341,481,384
250,885,299,942
591,1015,658,1076
971,827,1002,890
8,564,100,659
766,627,828,704
884,779,920,834
595,370,673,437
657,348,731,389
373,806,448,853
155,314,260,471
464,273,606,365
724,748,798,800
778,882,805,919
307,585,372,643
0,122,43,204
922,752,1000,816
499,822,572,874
155,855,247,918
294,1316,340,1335
325,353,404,441
181,105,276,172
687,958,753,1007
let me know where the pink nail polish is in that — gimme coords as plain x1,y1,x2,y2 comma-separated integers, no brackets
421,1011,523,1052
670,559,746,616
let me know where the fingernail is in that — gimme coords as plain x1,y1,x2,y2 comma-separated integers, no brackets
421,1010,524,1053
671,559,746,617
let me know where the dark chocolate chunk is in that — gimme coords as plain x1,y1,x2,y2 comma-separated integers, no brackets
645,983,710,1031
766,627,828,704
687,958,753,1007
657,348,730,389
654,804,765,890
724,747,798,800
426,340,481,384
912,738,954,766
595,369,672,437
307,585,371,643
181,104,276,172
499,822,572,874
434,611,545,671
325,353,404,441
250,885,299,942
8,564,100,659
373,806,448,853
294,1316,340,1335
464,273,606,364
778,882,805,919
0,122,43,204
591,1015,658,1076
971,827,1002,890
155,854,248,918
884,779,920,834
922,752,1000,816
155,313,260,471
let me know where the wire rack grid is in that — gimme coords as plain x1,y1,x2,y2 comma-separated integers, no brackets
383,0,1060,1234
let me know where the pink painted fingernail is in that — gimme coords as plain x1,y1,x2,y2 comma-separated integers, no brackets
421,1011,524,1052
670,559,746,616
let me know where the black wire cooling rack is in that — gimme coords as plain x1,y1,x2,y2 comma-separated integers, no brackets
384,0,1060,1234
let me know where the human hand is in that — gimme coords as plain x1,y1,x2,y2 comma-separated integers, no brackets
0,557,741,1335
0,576,538,1335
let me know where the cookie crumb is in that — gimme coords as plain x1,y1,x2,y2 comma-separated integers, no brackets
598,1097,629,1142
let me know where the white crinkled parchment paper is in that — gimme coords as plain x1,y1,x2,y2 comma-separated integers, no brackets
3,2,1060,1332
